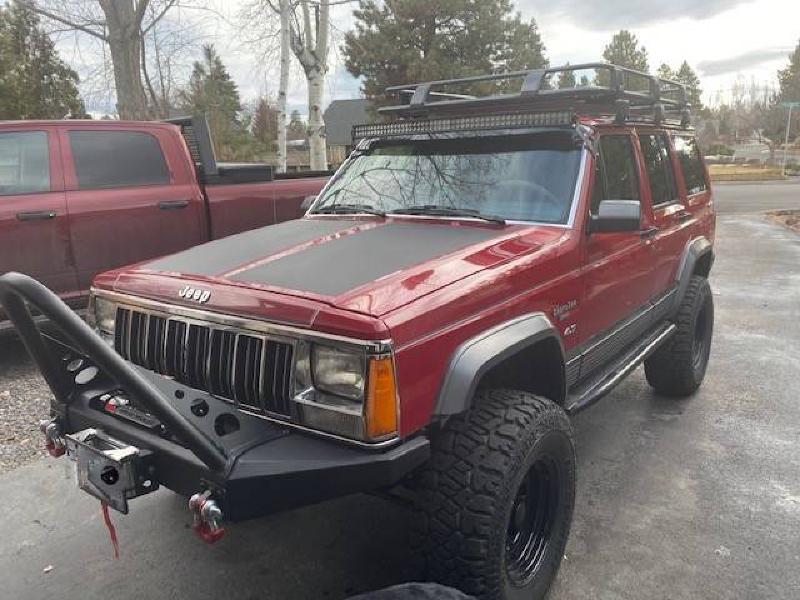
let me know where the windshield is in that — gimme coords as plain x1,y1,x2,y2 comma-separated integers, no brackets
312,133,583,224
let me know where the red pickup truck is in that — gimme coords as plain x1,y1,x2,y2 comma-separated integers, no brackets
0,116,328,328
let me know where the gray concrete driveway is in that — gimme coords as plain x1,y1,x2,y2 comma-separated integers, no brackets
1,184,799,599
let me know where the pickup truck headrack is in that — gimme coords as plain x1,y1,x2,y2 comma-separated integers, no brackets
166,115,275,185
367,63,690,132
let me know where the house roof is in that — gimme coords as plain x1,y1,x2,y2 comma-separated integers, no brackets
324,99,372,146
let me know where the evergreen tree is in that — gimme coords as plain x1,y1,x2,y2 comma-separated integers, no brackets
180,44,248,160
0,1,85,120
762,39,800,149
675,61,703,109
654,61,702,109
777,39,800,103
602,30,649,72
252,96,278,148
556,63,576,89
343,0,547,100
657,63,675,80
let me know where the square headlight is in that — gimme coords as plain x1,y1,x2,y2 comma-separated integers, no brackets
93,296,117,335
311,344,366,402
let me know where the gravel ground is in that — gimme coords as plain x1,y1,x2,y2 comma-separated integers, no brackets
0,338,51,474
770,209,800,233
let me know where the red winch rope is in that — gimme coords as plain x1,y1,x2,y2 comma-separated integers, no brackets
100,501,120,560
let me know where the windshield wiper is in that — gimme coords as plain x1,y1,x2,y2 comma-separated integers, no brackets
389,205,506,225
312,203,385,217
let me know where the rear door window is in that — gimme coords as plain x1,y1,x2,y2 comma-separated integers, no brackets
591,135,640,214
639,133,678,206
673,136,708,195
0,131,50,196
69,130,170,190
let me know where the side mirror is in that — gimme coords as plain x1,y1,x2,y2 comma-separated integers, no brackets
590,200,641,233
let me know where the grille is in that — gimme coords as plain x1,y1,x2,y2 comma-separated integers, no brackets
115,307,295,418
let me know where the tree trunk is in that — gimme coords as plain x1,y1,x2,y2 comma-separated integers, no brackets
276,0,290,173
305,0,328,171
99,0,150,120
307,66,327,171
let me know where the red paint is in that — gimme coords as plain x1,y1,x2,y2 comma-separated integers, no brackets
92,119,715,440
0,120,328,322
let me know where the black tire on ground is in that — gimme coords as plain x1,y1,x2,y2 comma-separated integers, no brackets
413,389,576,600
644,275,714,397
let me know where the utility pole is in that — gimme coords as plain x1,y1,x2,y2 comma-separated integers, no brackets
780,101,800,177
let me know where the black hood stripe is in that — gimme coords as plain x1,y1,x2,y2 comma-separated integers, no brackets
142,219,360,276
229,222,501,297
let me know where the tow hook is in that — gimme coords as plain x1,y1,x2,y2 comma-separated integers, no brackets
189,491,226,544
39,419,66,457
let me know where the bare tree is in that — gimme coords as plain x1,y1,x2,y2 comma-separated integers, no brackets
277,0,291,172
243,0,330,171
291,0,329,171
23,0,183,119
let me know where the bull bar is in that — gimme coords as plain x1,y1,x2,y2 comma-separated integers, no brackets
0,272,429,525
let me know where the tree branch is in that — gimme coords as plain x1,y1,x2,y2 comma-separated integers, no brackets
142,0,178,34
140,32,158,116
133,0,151,29
301,0,313,54
21,1,108,42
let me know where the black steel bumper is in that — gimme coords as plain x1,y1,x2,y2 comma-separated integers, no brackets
0,272,429,522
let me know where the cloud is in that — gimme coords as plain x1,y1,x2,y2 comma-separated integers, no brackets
697,48,792,77
519,0,755,30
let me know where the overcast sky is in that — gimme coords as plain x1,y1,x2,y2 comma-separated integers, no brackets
58,0,800,116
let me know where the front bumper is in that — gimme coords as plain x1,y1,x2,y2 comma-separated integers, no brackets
0,273,429,523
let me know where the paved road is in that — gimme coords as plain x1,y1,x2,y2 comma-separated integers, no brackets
713,179,800,214
1,184,799,599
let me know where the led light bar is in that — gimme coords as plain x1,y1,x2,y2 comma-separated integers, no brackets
352,110,575,141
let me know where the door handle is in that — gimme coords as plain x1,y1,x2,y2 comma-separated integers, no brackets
16,210,56,221
158,200,190,210
639,226,659,239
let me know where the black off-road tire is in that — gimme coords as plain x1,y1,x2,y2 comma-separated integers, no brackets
644,275,714,397
413,390,576,600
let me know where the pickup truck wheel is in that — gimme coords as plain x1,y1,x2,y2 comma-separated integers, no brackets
413,390,575,600
644,275,714,397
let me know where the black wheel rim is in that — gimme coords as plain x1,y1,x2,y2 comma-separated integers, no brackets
505,456,560,587
692,300,711,369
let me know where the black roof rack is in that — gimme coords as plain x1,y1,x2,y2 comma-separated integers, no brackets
377,63,691,128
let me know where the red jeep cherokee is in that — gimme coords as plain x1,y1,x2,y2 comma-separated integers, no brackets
1,64,715,600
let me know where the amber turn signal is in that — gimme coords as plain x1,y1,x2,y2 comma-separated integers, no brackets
365,357,399,440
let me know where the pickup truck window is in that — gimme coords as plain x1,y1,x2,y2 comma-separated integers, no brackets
673,136,708,195
69,130,170,190
0,131,50,196
639,133,678,207
313,133,582,224
591,135,640,214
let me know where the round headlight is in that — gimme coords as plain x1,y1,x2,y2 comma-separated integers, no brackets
94,297,116,335
312,345,366,401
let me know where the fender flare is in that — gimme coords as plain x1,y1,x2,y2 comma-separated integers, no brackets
673,237,714,312
434,313,566,416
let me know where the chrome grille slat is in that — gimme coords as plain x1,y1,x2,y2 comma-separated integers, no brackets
115,307,293,418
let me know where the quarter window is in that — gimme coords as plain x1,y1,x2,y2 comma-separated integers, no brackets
69,131,170,190
639,134,678,206
591,135,640,214
0,131,50,196
673,136,708,195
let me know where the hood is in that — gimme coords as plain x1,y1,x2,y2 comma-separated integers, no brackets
107,217,565,318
